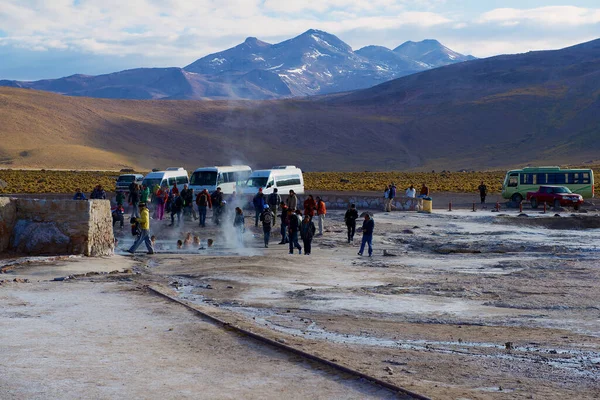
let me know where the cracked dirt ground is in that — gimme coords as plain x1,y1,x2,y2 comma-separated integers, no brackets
2,209,600,399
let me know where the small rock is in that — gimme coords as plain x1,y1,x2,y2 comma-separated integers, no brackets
206,284,213,289
109,270,119,274
384,366,394,375
518,213,529,217
277,338,287,344
53,276,69,282
168,328,174,331
383,250,397,257
505,342,514,350
226,285,234,289
123,269,133,274
401,229,414,234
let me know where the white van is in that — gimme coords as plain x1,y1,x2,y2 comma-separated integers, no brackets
141,167,189,190
244,166,304,195
189,165,252,195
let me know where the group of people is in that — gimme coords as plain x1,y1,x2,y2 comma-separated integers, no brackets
383,182,430,211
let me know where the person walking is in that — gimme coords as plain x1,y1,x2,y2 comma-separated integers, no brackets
155,185,168,221
127,203,155,255
267,189,281,226
288,209,302,254
278,202,289,244
286,189,298,211
211,187,224,225
129,184,141,218
344,203,359,243
383,186,390,211
180,184,197,221
73,188,87,200
358,213,374,257
140,184,150,205
316,196,326,236
259,204,273,248
253,188,266,227
300,214,316,255
233,207,245,245
478,181,488,205
196,189,212,227
169,192,183,227
303,194,316,218
388,183,397,212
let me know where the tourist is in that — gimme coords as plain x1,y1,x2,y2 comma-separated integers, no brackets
171,182,179,196
478,181,488,205
278,202,289,244
383,186,390,211
303,194,316,217
344,203,359,243
300,214,316,255
288,209,302,254
180,184,197,221
267,188,281,226
155,185,168,221
90,185,106,200
115,190,125,206
196,189,212,227
316,196,326,235
286,189,298,211
128,184,140,218
112,204,125,228
73,188,87,200
211,187,223,225
260,204,273,248
184,232,193,247
177,240,183,249
253,188,266,227
358,213,374,257
169,192,183,227
193,236,200,246
388,183,397,212
127,203,155,255
233,207,245,245
405,184,416,209
419,183,430,197
140,184,150,207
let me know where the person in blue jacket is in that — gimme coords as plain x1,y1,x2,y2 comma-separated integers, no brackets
73,188,87,200
358,214,374,257
253,188,266,227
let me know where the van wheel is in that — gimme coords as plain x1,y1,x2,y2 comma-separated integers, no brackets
554,199,561,209
511,193,523,204
530,198,538,209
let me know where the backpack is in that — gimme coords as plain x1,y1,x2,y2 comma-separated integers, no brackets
130,217,140,236
262,211,273,225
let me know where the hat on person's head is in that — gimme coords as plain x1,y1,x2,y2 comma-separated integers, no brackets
258,187,263,192
350,203,356,208
139,203,146,208
263,204,269,209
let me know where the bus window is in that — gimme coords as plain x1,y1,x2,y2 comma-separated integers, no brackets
521,173,536,185
536,173,547,185
508,174,518,187
583,173,590,184
547,173,566,184
217,173,225,184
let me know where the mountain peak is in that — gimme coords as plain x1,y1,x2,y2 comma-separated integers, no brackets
243,37,270,48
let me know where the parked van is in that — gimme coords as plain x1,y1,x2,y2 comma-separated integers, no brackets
141,167,189,191
189,165,252,195
115,174,144,192
244,166,304,195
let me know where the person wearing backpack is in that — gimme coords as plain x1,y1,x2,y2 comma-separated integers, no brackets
129,184,141,218
169,193,183,227
358,214,375,257
233,207,245,245
196,189,212,227
180,184,197,221
211,187,224,226
300,214,316,255
259,204,273,248
267,189,281,226
127,203,155,255
278,202,289,244
287,209,302,254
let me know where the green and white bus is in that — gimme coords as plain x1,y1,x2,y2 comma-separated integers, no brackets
502,167,594,203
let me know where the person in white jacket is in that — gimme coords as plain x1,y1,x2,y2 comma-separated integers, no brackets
405,185,416,210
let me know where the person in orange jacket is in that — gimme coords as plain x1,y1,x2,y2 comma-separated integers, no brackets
303,194,317,218
316,196,326,235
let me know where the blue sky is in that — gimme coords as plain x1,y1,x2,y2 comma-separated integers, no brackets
0,1,599,80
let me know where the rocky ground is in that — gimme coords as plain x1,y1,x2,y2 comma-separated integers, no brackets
2,204,600,399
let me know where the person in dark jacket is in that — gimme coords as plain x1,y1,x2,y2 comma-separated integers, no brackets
169,193,184,227
300,215,316,255
253,188,266,227
128,184,140,218
259,204,273,248
233,207,245,245
196,189,212,227
211,187,224,225
180,184,197,221
73,188,87,200
303,194,316,217
287,209,302,254
344,203,359,243
278,202,289,244
358,214,374,257
267,189,281,226
90,184,106,200
112,205,125,228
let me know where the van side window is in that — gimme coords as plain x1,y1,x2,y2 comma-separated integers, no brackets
508,174,518,187
168,177,176,186
176,176,189,185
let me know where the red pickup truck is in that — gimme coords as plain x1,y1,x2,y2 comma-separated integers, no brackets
526,186,584,210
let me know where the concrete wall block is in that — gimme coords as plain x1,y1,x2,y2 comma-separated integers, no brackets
87,200,114,257
0,197,17,252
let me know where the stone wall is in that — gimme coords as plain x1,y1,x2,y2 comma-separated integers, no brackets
0,197,17,252
0,198,113,256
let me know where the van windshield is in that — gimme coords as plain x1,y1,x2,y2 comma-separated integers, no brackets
191,171,217,186
142,178,163,188
246,177,268,188
117,176,136,182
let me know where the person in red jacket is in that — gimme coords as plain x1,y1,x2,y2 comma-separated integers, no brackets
303,194,316,217
316,196,326,235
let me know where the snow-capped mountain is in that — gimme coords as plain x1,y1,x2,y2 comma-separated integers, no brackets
0,30,475,100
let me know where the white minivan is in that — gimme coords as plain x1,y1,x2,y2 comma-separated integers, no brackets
141,167,189,190
189,165,252,195
244,166,304,195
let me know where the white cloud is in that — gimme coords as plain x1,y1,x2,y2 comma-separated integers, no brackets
479,6,600,26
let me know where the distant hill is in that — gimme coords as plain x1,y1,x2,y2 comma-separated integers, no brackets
0,38,598,172
0,30,473,100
